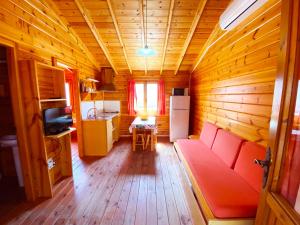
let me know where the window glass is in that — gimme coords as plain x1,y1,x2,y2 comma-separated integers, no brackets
65,83,71,106
147,83,158,112
135,83,144,112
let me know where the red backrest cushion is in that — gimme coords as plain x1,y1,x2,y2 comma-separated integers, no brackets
211,129,244,168
234,142,266,192
199,122,219,149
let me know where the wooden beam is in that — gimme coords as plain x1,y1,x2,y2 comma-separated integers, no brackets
160,0,175,75
174,0,208,75
139,0,147,75
190,24,227,73
28,0,99,69
74,0,119,74
106,0,132,74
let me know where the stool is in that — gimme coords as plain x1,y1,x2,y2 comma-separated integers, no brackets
133,128,146,151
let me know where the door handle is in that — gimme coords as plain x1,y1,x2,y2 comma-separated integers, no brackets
254,146,271,188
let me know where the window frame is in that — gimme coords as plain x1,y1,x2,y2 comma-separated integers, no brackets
134,81,158,115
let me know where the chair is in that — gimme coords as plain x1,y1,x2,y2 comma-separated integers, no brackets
133,128,145,150
144,129,157,151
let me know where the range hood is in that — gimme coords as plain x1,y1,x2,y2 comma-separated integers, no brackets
99,67,116,91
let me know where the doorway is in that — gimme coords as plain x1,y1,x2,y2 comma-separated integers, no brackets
0,45,25,217
63,68,84,159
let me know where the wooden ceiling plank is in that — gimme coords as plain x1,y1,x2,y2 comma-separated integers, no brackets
74,0,119,74
174,0,208,75
107,0,132,74
139,0,147,75
160,0,175,75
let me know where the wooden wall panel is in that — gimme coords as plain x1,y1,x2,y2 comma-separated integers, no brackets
81,70,190,135
0,0,99,78
190,0,281,147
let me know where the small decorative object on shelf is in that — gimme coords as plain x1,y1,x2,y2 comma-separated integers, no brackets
80,78,99,93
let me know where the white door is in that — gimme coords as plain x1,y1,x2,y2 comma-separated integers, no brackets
170,96,190,110
170,109,189,142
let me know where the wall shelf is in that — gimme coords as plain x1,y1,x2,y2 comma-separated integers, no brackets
45,127,76,139
40,98,67,103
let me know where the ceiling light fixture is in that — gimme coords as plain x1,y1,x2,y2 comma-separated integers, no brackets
138,0,156,57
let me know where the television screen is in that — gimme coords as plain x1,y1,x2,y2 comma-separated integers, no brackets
43,107,73,135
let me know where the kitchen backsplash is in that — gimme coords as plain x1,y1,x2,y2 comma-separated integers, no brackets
81,100,120,119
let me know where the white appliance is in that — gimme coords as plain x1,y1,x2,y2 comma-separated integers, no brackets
170,96,190,142
219,0,267,30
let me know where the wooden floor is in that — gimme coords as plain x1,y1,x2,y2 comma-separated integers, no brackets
1,137,205,225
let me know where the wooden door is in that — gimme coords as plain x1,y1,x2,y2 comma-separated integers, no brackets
255,0,300,224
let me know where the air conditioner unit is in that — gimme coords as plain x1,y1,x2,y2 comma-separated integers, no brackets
220,0,267,30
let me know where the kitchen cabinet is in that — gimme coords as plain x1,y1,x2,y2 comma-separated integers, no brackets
82,114,120,156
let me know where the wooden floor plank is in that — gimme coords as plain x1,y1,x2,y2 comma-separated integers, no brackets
1,138,203,225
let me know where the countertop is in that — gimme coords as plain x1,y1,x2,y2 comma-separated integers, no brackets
82,112,120,121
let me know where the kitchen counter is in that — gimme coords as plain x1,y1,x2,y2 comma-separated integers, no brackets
82,112,120,121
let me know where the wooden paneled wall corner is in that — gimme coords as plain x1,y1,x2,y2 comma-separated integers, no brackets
190,0,282,147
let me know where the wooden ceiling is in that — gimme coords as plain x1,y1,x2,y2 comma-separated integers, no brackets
51,0,230,74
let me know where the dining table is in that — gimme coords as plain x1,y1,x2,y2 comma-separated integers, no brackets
129,116,157,151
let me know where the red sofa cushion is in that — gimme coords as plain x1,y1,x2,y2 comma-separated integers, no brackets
234,142,266,193
176,140,259,218
199,122,219,148
212,130,244,168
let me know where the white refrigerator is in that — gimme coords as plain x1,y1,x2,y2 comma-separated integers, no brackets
169,96,190,142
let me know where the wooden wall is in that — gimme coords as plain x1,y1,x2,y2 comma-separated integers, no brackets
0,0,99,78
190,0,281,146
82,70,190,136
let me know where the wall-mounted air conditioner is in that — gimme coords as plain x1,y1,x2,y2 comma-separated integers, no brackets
220,0,268,31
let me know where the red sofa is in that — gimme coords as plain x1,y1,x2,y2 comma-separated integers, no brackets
174,122,266,225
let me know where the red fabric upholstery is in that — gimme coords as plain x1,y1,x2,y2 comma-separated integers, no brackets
234,142,266,193
199,122,219,148
176,139,259,218
212,130,244,168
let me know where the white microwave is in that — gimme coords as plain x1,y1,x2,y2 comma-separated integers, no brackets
172,88,189,96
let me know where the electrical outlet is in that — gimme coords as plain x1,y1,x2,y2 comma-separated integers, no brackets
47,158,55,169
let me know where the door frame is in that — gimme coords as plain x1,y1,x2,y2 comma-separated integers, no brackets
0,37,35,201
255,0,300,224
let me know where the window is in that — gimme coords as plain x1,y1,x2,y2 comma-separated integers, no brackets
65,82,71,106
134,82,158,114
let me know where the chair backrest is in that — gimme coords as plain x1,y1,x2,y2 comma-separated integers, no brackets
211,129,244,168
199,122,219,149
234,142,266,192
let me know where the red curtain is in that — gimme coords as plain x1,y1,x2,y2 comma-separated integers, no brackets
128,79,136,116
157,79,166,115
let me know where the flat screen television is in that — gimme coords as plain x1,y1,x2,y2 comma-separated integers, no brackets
43,107,73,135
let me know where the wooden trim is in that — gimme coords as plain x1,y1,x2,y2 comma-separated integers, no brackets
138,0,147,74
160,0,175,75
74,0,118,74
5,42,36,201
106,0,132,74
73,69,84,158
174,142,255,225
267,193,300,224
255,0,299,224
174,0,208,75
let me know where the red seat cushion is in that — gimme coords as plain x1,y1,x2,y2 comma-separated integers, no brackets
199,122,219,148
176,140,259,218
212,130,244,168
234,142,266,193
